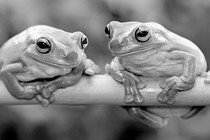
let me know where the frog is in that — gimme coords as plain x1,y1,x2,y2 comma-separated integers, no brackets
105,21,207,128
0,25,100,107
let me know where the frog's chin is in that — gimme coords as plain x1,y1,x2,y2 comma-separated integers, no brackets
112,46,157,57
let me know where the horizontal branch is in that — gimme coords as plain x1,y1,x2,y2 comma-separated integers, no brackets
0,74,210,106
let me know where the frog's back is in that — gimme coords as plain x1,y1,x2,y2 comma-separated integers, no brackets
169,30,207,74
150,22,207,74
0,28,29,66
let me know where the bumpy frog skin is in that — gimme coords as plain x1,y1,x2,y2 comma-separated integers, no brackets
105,21,207,128
0,25,100,107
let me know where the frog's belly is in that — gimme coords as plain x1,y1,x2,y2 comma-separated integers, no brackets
125,63,183,77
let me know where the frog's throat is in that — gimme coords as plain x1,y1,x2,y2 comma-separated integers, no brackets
25,53,82,68
112,45,157,57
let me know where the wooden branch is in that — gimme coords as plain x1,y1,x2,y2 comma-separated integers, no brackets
0,74,209,106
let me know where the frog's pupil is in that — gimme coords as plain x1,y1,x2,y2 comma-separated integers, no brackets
82,38,88,45
80,37,88,50
137,31,148,37
38,42,48,48
105,26,110,35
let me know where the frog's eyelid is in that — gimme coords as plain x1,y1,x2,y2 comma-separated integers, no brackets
37,37,51,45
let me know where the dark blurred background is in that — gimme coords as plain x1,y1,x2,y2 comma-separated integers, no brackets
1,0,210,140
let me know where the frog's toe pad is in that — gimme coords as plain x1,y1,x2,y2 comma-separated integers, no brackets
204,78,210,84
85,69,94,75
124,94,134,104
40,88,55,102
137,82,146,89
35,85,55,107
40,99,50,108
166,97,175,105
49,94,55,103
157,94,168,104
134,95,144,104
159,80,167,89
203,71,210,84
35,95,50,108
105,64,111,73
41,88,52,99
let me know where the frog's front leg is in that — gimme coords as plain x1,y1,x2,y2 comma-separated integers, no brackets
106,64,167,128
106,65,168,128
106,64,146,104
83,58,101,75
0,63,54,107
37,60,100,107
0,63,39,100
157,51,196,105
35,64,84,107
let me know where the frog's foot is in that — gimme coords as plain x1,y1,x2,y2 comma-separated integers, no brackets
181,106,205,119
84,59,101,75
123,107,168,128
35,69,86,107
202,71,210,84
121,71,146,104
106,65,146,104
0,72,37,100
158,76,194,105
35,84,55,107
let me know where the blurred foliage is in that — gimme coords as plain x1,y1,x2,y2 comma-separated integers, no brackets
1,0,210,140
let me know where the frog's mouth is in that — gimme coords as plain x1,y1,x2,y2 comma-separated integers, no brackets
112,45,158,57
26,53,82,68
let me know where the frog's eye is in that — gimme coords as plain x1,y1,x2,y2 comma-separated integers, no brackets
135,27,150,42
104,24,111,38
36,37,51,54
80,36,88,50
